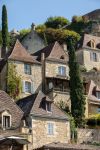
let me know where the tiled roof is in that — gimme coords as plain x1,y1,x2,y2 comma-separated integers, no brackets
17,91,68,121
33,41,68,62
0,90,23,128
9,39,40,64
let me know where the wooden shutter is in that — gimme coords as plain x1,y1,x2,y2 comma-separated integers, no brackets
22,80,25,93
31,82,34,94
90,52,93,61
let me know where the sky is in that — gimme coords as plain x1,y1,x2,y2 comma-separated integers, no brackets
0,0,100,31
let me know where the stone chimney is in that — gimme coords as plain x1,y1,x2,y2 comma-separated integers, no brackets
41,53,46,93
31,23,35,31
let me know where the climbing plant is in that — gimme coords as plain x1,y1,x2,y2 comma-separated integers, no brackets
7,63,22,100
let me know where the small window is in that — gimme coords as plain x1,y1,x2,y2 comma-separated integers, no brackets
96,91,100,100
87,40,95,49
58,66,66,76
24,64,31,75
46,102,51,112
60,55,64,59
97,108,100,113
25,81,31,93
90,52,97,62
3,116,11,129
47,123,54,135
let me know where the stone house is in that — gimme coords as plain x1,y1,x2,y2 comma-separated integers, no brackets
7,39,42,98
0,90,29,150
21,23,46,54
76,34,100,71
17,91,70,150
85,80,100,117
33,41,70,108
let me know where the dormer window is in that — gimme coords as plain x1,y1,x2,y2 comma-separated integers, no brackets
87,40,95,49
1,110,11,129
60,55,65,60
3,116,11,129
96,91,100,100
46,102,51,112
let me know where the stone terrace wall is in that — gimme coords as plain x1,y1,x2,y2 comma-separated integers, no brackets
77,128,100,144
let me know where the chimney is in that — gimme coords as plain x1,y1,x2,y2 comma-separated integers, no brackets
62,43,67,52
31,23,35,31
41,53,46,93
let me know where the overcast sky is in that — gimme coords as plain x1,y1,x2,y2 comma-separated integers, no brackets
0,0,100,31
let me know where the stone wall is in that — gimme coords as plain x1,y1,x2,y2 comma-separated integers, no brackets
45,61,69,78
76,49,100,71
21,30,45,54
78,128,100,144
9,61,42,98
31,117,70,149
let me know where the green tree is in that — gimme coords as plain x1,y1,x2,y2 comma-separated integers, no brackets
36,28,80,45
45,16,69,29
7,63,22,100
0,31,2,46
67,38,85,127
2,5,9,50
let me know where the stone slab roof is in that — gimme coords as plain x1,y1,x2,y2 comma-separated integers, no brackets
17,91,68,121
0,90,23,128
9,39,40,64
33,41,68,62
83,9,100,21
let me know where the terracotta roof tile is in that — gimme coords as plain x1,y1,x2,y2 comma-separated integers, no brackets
9,39,40,64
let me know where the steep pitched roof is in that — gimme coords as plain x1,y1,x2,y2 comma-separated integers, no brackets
0,90,23,128
78,34,100,49
17,91,68,121
87,80,100,104
83,9,100,20
9,39,40,64
33,41,68,62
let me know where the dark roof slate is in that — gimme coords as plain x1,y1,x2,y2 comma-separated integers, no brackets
17,91,68,121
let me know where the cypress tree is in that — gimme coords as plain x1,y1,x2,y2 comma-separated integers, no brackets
68,38,85,127
2,5,9,56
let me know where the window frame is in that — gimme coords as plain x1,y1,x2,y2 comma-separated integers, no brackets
1,111,11,129
96,91,100,100
47,123,54,135
58,66,66,76
25,81,32,93
24,63,31,75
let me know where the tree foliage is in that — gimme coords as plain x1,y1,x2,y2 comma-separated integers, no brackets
36,27,80,45
45,16,69,29
67,38,86,127
2,5,9,48
7,63,22,100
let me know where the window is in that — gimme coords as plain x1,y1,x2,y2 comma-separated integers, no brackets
46,102,51,112
24,64,31,75
3,116,11,129
90,52,97,62
96,91,100,100
25,81,31,93
97,108,100,113
58,66,66,76
87,40,95,49
47,123,54,135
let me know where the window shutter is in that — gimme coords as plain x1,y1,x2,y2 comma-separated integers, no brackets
97,53,99,62
31,82,34,94
22,81,25,93
90,52,93,61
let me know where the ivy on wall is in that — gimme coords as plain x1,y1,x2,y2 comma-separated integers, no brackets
7,63,22,100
